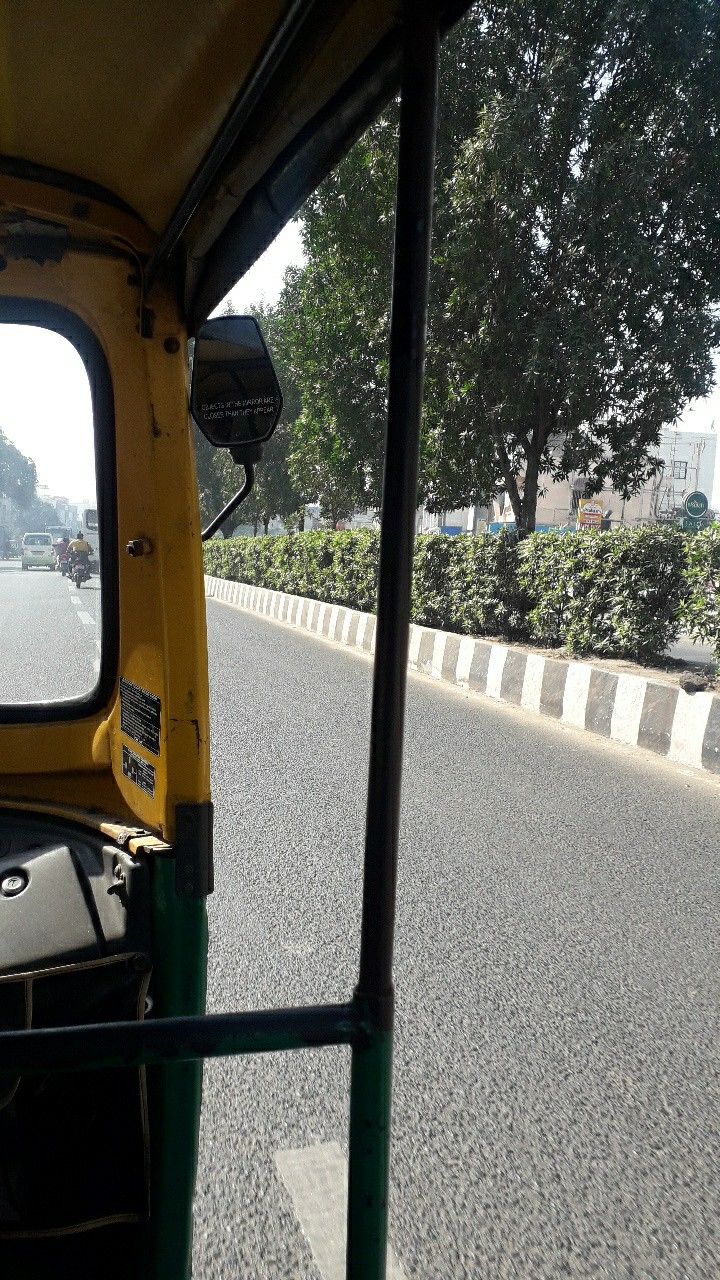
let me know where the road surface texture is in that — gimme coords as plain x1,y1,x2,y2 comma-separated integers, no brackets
0,560,101,702
194,600,719,1280
667,634,715,666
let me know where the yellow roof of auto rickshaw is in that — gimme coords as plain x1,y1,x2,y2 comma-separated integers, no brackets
0,0,466,324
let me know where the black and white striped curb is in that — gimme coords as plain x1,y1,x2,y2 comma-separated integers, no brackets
205,575,720,776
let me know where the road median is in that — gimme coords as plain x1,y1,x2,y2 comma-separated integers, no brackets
205,574,720,777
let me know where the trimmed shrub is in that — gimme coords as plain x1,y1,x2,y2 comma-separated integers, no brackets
412,535,461,629
411,532,525,636
518,527,687,658
681,525,720,656
204,525,697,661
204,530,380,611
457,531,526,638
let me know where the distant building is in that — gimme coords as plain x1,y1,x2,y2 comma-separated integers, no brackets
426,427,717,533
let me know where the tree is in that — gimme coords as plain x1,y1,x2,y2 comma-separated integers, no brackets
278,0,720,532
276,118,397,518
0,430,37,509
428,0,720,532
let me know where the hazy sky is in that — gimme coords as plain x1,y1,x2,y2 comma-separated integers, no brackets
224,219,304,313
1,216,719,506
0,325,96,504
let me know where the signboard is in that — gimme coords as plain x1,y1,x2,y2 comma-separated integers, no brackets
683,516,706,534
577,498,604,528
684,491,708,518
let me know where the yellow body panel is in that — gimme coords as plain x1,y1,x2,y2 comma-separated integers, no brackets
0,183,209,839
0,0,288,231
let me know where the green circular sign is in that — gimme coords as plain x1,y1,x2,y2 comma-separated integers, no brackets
684,490,709,517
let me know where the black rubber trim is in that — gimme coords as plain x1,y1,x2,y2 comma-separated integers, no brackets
188,27,401,326
0,154,145,223
188,0,474,325
0,298,119,724
174,802,213,899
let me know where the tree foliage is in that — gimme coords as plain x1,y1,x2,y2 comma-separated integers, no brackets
0,429,36,509
278,0,720,532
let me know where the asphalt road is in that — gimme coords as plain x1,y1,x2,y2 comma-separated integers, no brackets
0,560,101,702
667,634,716,667
194,601,719,1280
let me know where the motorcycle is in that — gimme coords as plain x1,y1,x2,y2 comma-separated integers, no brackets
70,554,91,587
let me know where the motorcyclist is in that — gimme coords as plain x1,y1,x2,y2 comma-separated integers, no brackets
56,534,71,570
67,530,92,574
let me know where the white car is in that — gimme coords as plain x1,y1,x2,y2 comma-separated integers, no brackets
21,532,55,570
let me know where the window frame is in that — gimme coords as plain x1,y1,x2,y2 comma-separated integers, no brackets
0,299,118,724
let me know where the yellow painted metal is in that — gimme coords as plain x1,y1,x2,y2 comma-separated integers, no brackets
0,173,155,254
0,177,210,839
0,0,395,239
0,0,287,231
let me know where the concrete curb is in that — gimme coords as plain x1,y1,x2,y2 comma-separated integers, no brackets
205,575,720,777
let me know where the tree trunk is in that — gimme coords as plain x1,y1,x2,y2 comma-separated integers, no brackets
263,515,270,535
298,510,305,532
253,519,259,536
490,422,528,534
517,448,540,537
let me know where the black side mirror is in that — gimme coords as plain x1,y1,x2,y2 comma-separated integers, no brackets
191,315,282,461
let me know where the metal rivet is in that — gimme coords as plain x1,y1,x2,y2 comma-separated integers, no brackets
1,870,28,897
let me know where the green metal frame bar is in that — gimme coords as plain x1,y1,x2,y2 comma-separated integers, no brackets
347,7,440,1276
0,8,440,1279
0,1001,359,1074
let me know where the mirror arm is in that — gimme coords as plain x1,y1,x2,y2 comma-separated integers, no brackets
201,461,256,542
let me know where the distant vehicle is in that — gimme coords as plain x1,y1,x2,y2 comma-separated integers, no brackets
81,508,99,571
46,525,71,544
21,532,55,570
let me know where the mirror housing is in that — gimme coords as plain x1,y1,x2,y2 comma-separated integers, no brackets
190,315,282,461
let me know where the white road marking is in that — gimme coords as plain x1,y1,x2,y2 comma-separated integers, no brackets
486,643,508,699
610,672,647,745
669,689,714,769
78,611,95,626
455,635,475,688
355,612,368,649
521,652,545,712
275,1143,407,1280
430,630,447,679
562,662,592,730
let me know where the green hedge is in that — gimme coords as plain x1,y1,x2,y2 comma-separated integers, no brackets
517,527,688,659
680,525,720,651
204,529,381,612
204,526,718,662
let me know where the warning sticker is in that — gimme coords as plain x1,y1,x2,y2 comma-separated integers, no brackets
120,678,161,756
122,745,156,797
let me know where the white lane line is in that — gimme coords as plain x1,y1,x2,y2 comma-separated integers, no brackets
78,611,94,626
275,1143,407,1280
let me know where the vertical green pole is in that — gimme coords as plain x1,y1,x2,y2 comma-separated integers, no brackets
149,857,209,1280
347,1024,394,1279
345,6,439,1278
